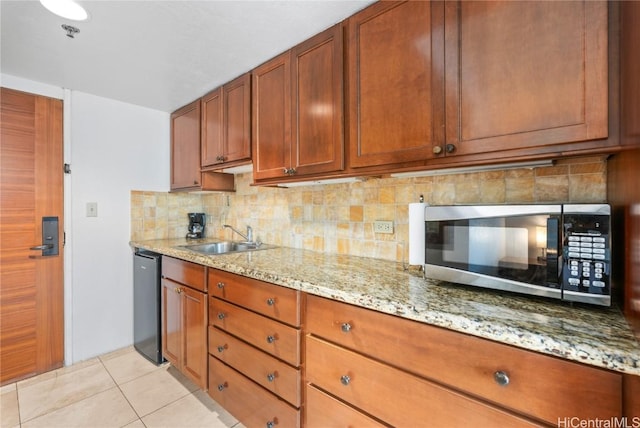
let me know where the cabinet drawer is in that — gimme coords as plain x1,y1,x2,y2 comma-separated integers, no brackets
208,356,300,428
209,269,300,326
305,384,387,428
210,298,301,366
162,256,206,292
209,326,301,407
306,336,541,428
306,295,622,424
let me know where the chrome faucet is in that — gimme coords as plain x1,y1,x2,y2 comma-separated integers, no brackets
223,224,253,243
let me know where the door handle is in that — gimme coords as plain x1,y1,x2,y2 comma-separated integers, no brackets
30,244,54,251
29,216,59,257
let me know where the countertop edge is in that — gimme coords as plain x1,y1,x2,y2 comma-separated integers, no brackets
131,240,640,376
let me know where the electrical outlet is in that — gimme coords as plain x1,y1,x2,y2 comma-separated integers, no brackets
374,220,394,234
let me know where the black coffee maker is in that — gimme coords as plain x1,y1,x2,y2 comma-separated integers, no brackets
186,213,206,239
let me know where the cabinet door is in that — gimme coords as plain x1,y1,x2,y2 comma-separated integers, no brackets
161,278,182,366
223,73,251,165
621,0,640,148
443,1,608,158
291,24,344,177
252,52,292,180
182,286,207,389
347,1,444,169
171,100,201,190
201,88,223,168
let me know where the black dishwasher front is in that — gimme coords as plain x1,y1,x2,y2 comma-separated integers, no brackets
133,249,165,365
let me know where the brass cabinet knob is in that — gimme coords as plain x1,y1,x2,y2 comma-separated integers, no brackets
266,298,275,306
266,372,276,382
445,143,456,154
266,335,277,343
341,323,352,333
433,145,443,155
340,375,351,386
217,345,225,353
217,312,226,320
217,382,227,391
217,282,225,289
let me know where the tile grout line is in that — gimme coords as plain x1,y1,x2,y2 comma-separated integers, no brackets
99,355,199,427
16,362,112,426
98,355,147,428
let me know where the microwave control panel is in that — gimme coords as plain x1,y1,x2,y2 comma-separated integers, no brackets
561,213,610,299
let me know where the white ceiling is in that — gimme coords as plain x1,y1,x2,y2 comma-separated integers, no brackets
0,0,374,112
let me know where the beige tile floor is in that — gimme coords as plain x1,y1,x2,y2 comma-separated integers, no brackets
1,346,243,428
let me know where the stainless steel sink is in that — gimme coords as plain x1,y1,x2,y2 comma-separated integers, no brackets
179,241,272,255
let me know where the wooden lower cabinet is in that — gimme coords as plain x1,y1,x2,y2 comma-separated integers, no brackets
161,257,207,389
209,327,301,407
209,357,300,428
305,385,386,428
207,269,302,427
305,294,623,426
210,298,300,366
306,336,541,428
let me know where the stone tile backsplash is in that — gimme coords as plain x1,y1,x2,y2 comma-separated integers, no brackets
131,156,607,262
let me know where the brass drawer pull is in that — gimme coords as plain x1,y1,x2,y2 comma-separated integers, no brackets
217,345,226,353
266,335,277,344
340,375,351,386
267,372,276,382
494,370,510,386
217,282,225,289
341,323,352,333
266,420,277,428
217,382,228,391
217,312,226,320
266,298,275,306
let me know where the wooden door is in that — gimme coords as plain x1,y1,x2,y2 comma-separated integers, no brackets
223,73,251,166
0,87,64,385
252,51,292,181
161,278,181,366
291,24,344,177
170,100,201,190
347,1,444,169
201,88,223,168
182,286,207,389
443,1,608,158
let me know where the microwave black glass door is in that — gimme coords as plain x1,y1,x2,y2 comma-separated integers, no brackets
426,214,560,287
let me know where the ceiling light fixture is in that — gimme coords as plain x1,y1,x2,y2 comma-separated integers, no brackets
40,0,88,21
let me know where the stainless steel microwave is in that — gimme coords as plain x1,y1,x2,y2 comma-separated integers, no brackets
416,204,611,306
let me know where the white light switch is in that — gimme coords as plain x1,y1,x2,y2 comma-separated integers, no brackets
86,202,98,217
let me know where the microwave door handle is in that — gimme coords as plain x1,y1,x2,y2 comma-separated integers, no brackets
546,217,560,286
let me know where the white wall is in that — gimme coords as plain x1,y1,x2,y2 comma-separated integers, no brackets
70,91,169,362
2,74,170,364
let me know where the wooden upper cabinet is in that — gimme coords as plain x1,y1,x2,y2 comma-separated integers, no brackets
253,24,344,182
291,23,344,177
441,0,608,159
621,0,640,148
347,1,444,169
201,88,223,168
252,51,292,181
201,73,251,169
171,100,201,190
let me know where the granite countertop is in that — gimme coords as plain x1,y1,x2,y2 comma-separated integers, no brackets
131,238,640,376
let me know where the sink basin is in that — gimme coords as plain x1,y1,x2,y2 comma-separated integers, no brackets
179,241,271,255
